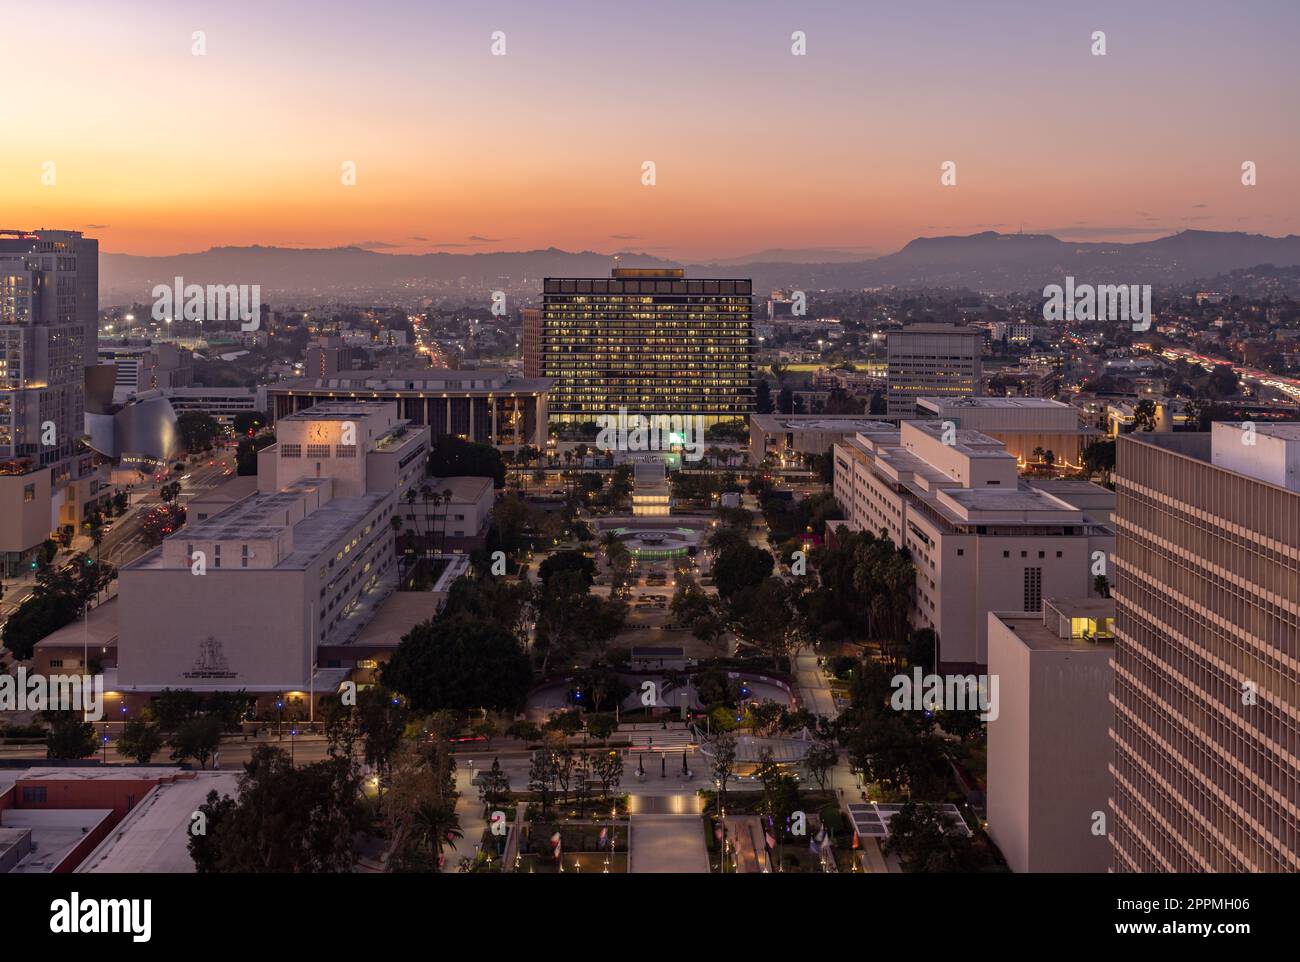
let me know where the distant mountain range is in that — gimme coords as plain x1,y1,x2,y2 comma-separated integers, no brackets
99,230,1300,305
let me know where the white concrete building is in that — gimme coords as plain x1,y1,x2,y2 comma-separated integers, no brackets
916,396,1099,469
986,600,1115,873
114,401,429,699
832,421,1113,665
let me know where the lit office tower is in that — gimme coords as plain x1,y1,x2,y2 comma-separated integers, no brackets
1110,424,1300,872
0,229,104,576
521,308,543,378
886,322,982,417
538,268,753,426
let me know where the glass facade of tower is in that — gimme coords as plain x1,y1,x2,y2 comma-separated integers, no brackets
541,268,754,426
0,234,88,468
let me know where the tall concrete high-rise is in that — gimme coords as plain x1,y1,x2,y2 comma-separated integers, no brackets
1110,424,1300,872
0,229,107,575
886,322,982,417
540,268,754,427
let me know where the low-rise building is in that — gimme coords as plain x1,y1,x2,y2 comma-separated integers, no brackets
748,414,894,465
915,396,1098,470
160,386,267,427
268,367,551,453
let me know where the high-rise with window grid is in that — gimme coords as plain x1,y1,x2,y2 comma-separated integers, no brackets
537,268,754,427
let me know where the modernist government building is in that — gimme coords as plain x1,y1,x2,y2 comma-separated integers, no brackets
530,267,755,427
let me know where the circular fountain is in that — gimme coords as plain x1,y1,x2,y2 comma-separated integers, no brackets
610,526,702,561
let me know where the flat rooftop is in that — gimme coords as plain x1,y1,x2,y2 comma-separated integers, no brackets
78,773,240,874
429,475,493,502
2,809,113,873
945,488,1069,512
1249,423,1300,441
918,396,1072,410
14,766,182,782
751,414,895,433
906,421,1013,458
279,403,387,421
889,323,981,336
994,611,1115,652
349,590,446,650
271,369,553,394
130,477,387,570
34,595,119,650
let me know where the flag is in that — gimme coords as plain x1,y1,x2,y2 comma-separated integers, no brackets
551,831,562,860
811,824,827,853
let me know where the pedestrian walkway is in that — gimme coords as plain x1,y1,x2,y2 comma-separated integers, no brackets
728,816,768,873
442,766,487,872
628,814,709,873
794,651,838,719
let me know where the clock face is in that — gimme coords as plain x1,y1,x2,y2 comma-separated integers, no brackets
309,424,328,442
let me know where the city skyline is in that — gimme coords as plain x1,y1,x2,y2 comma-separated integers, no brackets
3,0,1299,259
3,0,1300,914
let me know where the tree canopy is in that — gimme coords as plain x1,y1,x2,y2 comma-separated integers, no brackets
383,614,533,712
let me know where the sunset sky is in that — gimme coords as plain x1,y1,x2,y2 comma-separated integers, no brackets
3,0,1297,259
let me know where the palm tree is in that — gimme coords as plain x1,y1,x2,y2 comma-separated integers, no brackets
419,484,433,556
403,529,418,584
439,488,453,553
89,517,106,602
389,515,403,559
410,800,462,864
404,488,419,547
